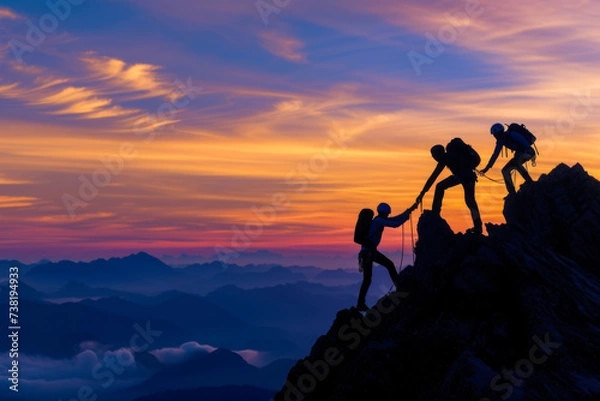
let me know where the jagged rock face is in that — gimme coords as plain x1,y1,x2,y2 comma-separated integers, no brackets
503,163,600,279
275,164,600,401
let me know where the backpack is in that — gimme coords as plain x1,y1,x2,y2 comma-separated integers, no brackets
445,138,481,170
496,123,539,156
506,123,537,145
354,208,374,247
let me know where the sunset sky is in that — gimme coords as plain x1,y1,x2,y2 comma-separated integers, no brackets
1,0,600,265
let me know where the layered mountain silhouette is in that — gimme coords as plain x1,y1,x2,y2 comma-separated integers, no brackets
48,280,134,299
112,349,295,400
14,252,363,294
0,280,46,301
206,283,353,335
0,299,181,358
275,163,600,401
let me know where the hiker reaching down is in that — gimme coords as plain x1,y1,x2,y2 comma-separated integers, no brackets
356,202,417,312
415,138,483,235
479,123,536,195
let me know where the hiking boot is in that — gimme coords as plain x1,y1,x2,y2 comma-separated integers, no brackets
356,303,370,312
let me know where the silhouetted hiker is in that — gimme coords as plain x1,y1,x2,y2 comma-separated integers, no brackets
479,123,537,195
354,202,417,311
415,139,483,234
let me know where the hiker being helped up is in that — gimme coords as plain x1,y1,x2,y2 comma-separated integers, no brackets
479,123,537,195
415,138,483,234
355,202,417,312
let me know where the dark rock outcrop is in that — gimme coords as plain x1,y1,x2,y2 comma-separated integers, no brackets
275,163,600,401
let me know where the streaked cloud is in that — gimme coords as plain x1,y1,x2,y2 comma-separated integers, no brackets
0,196,38,208
0,79,140,120
81,53,183,101
259,30,308,63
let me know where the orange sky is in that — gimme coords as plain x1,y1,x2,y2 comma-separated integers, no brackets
1,0,600,265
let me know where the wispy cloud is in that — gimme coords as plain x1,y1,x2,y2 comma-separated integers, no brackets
0,7,20,20
0,196,38,208
81,53,182,101
259,30,308,63
0,50,190,122
0,80,141,120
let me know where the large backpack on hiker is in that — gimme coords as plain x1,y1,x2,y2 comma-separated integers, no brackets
445,138,481,171
354,208,374,248
506,123,537,145
496,123,539,156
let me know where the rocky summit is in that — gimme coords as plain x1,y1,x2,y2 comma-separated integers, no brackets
275,163,600,401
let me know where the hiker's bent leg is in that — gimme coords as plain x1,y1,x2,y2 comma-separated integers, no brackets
432,176,460,214
515,152,534,183
358,259,373,305
373,251,399,284
502,158,519,194
463,180,482,230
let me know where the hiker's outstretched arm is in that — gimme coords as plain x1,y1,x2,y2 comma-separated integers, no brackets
419,162,445,197
482,141,503,172
384,211,411,228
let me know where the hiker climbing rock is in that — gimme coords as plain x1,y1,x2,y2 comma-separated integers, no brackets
479,123,537,195
353,202,417,311
415,138,483,234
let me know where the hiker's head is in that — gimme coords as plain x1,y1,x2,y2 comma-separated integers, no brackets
377,202,392,217
491,123,504,135
430,145,445,162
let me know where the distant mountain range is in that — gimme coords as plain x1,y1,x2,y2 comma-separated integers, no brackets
2,252,364,294
0,235,398,401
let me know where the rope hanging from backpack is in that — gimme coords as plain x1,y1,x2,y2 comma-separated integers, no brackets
398,222,405,272
389,209,416,296
409,212,416,265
